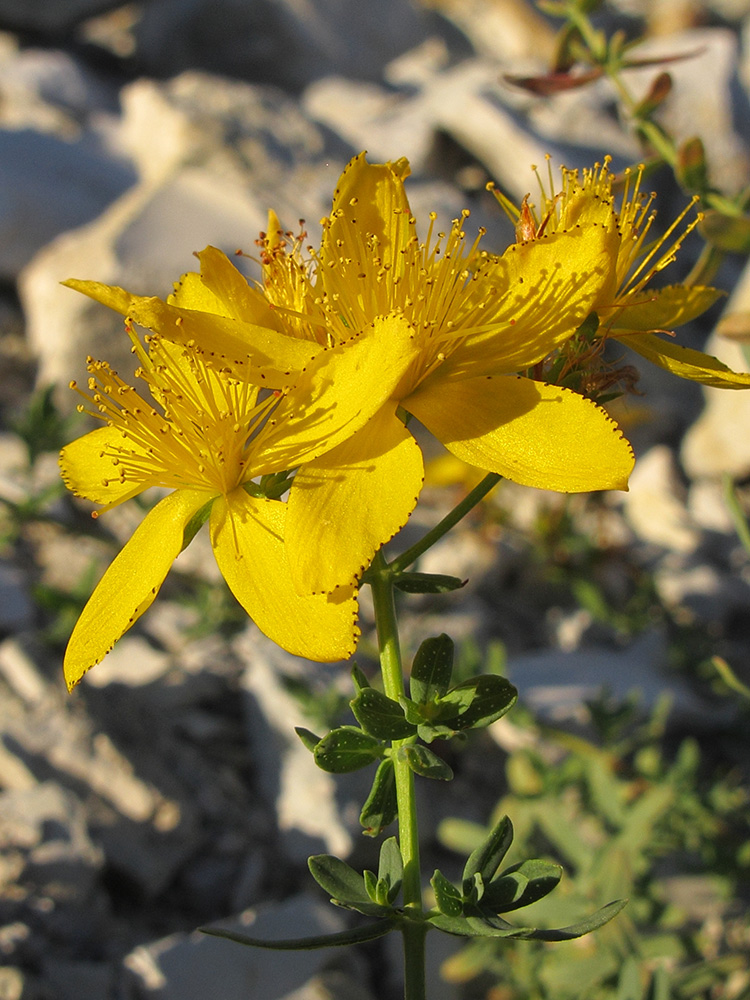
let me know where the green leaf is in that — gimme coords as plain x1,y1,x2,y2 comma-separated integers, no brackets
351,663,370,693
428,912,530,938
438,675,517,731
360,758,398,837
512,899,628,941
463,815,514,887
482,859,562,913
350,689,416,740
201,919,396,950
431,870,463,917
394,573,467,594
676,136,708,193
294,727,322,753
410,634,455,703
700,210,750,253
378,837,403,903
308,855,390,917
399,745,453,780
313,727,384,773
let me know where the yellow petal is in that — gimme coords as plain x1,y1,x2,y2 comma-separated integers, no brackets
405,374,634,492
320,152,415,291
210,492,359,661
608,285,723,334
623,332,750,388
255,313,420,473
63,278,318,387
440,225,621,379
171,246,281,329
285,407,424,594
60,425,146,506
63,488,212,690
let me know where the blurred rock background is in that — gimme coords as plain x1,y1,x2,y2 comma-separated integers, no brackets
1,1,749,998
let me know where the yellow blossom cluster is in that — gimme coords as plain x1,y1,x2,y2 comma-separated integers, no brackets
59,153,750,689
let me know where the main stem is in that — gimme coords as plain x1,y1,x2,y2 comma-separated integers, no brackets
369,550,426,1000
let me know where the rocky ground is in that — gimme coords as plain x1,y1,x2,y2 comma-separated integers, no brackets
1,1,750,998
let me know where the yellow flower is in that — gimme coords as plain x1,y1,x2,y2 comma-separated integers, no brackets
497,158,750,390
59,315,423,689
67,153,636,596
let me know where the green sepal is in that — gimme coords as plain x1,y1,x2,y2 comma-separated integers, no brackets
360,758,398,837
394,573,467,594
377,837,403,904
180,498,214,552
410,634,454,703
295,727,323,753
431,869,463,917
399,744,453,780
481,859,562,913
437,675,517,731
350,688,417,740
308,854,391,917
201,919,397,951
313,727,385,773
463,815,514,887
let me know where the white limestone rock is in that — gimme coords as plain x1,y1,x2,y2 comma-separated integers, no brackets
624,445,700,553
682,259,750,481
132,0,431,90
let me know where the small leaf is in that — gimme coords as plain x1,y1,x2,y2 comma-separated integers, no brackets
351,688,417,740
351,663,370,693
633,71,672,119
431,870,463,917
482,860,562,913
410,634,454,703
463,815,514,886
308,855,390,917
439,675,517,731
399,745,453,780
394,572,467,594
295,727,322,753
313,727,384,773
509,899,628,941
503,67,603,95
700,210,750,253
363,869,378,902
360,758,398,837
428,912,529,938
378,837,404,903
676,136,708,193
201,919,396,950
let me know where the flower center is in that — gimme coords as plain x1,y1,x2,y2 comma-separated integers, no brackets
72,329,281,498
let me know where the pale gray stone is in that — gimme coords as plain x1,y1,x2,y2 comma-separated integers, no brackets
122,895,346,999
625,28,750,194
0,128,136,281
0,0,121,33
133,0,430,91
0,567,34,632
682,259,750,481
624,445,700,553
506,630,715,727
237,629,355,862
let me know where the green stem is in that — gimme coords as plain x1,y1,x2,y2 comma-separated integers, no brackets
368,550,426,1000
391,473,501,575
